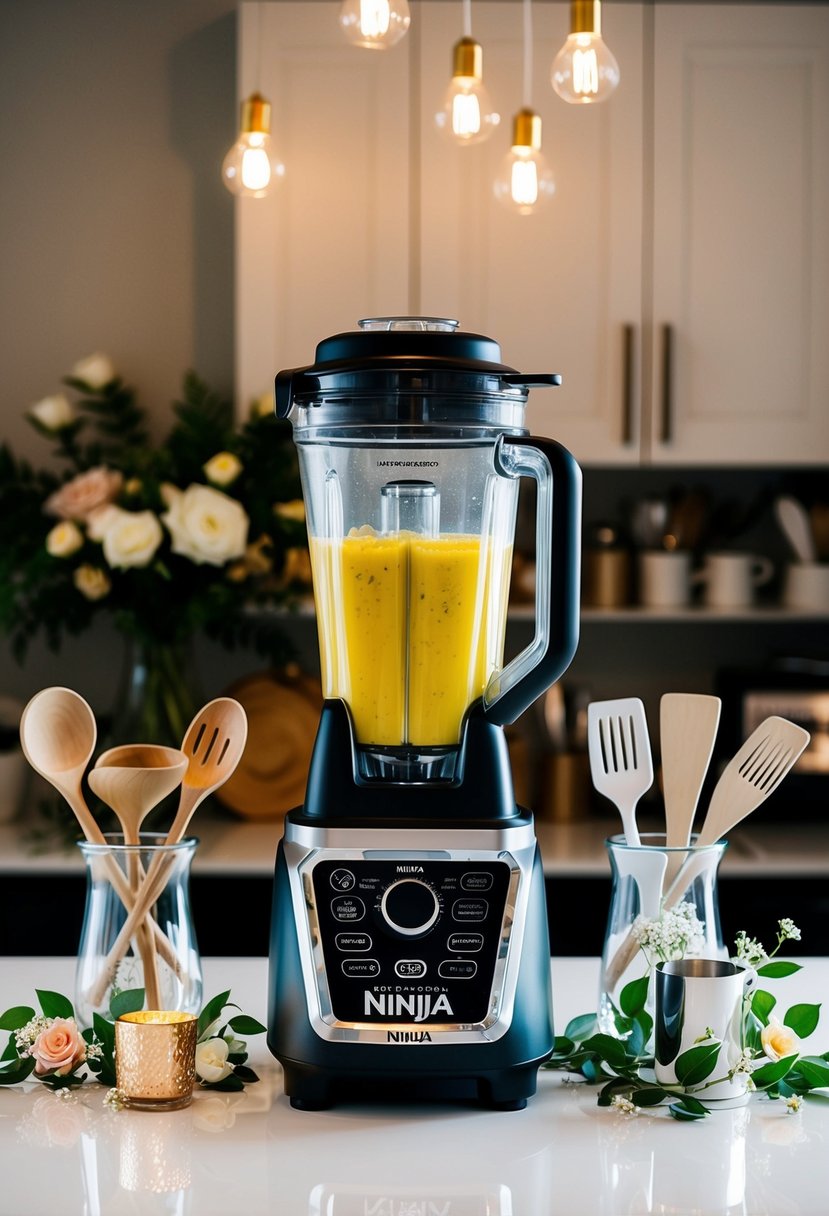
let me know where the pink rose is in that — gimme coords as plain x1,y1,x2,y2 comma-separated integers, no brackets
44,467,123,522
30,1018,86,1077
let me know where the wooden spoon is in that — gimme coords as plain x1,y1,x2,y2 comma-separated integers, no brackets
20,686,103,844
89,744,187,1009
88,700,248,1007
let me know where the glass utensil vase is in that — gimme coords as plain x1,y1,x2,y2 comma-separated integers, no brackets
598,833,728,1042
75,834,202,1028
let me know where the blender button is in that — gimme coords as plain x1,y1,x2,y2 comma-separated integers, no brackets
341,958,380,978
335,932,372,952
439,960,478,980
447,932,484,953
330,868,356,891
394,959,427,979
452,899,488,922
460,872,493,892
331,896,366,922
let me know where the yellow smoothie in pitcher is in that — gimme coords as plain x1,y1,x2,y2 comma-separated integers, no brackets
311,530,511,747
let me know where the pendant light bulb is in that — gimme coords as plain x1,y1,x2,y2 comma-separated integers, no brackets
339,0,410,50
551,0,619,104
222,93,285,198
436,38,499,146
494,109,555,215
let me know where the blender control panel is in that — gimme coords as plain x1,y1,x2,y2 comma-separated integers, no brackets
310,859,513,1026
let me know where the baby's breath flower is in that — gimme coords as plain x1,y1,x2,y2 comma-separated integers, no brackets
15,1016,50,1054
785,1094,803,1114
745,1076,757,1093
611,1095,638,1116
729,1049,755,1078
103,1088,127,1111
633,902,705,963
778,919,801,943
84,1040,103,1061
734,930,767,967
55,1086,78,1103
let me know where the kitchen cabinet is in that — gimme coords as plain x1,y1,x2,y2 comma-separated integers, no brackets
235,3,829,465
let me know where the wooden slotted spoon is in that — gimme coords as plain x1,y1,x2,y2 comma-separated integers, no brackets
88,699,248,1006
605,715,810,990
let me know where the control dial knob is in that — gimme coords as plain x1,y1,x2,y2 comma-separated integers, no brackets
380,878,440,937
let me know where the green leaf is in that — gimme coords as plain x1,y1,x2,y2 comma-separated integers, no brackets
597,1077,634,1106
563,1013,598,1042
626,1018,646,1060
0,1057,36,1085
632,1086,671,1107
784,1003,821,1039
227,1015,266,1036
1,1039,20,1062
92,1011,115,1050
580,1033,630,1070
792,1056,829,1089
751,1054,799,1089
619,974,650,1018
198,991,232,1040
552,1035,575,1056
36,990,74,1020
109,988,146,1021
750,989,776,1026
756,961,802,979
674,1041,722,1087
669,1094,709,1120
201,1072,245,1092
233,1065,260,1084
0,1006,35,1031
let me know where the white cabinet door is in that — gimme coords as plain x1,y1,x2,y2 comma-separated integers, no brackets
234,2,411,409
650,4,829,464
417,1,645,463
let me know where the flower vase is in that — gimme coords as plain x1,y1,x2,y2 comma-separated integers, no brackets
74,833,202,1028
111,635,202,750
598,833,728,1043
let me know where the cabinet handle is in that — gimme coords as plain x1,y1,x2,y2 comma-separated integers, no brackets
621,324,635,445
660,323,674,444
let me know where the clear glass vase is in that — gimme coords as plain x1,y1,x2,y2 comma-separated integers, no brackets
598,833,728,1042
75,833,202,1028
111,635,202,751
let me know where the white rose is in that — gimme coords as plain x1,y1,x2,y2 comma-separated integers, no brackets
161,484,249,567
73,565,111,601
203,451,243,487
101,508,163,569
86,504,120,542
194,1038,233,1084
28,394,74,432
760,1016,801,1063
71,353,116,389
45,520,84,557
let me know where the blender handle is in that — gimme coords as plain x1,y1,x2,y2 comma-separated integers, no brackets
483,435,582,727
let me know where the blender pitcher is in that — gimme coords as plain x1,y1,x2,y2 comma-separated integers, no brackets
276,316,581,784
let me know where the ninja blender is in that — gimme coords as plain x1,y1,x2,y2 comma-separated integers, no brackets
268,317,581,1110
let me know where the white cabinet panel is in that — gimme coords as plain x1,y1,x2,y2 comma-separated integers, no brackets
235,2,411,407
651,4,829,464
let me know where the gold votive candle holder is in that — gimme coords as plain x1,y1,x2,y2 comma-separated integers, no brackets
115,1011,198,1111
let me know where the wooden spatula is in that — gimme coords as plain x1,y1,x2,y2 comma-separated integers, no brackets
660,693,721,884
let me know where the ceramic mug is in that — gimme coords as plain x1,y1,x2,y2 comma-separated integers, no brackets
638,551,692,608
655,958,754,1101
783,562,829,611
694,551,773,608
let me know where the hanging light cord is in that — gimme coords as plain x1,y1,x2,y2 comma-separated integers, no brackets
462,0,472,39
254,2,264,92
522,0,533,109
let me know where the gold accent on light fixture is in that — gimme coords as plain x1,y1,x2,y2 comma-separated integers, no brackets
512,107,542,152
452,36,483,80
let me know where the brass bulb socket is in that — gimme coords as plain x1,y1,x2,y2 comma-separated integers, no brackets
452,37,483,81
240,91,271,136
571,0,601,36
512,108,542,151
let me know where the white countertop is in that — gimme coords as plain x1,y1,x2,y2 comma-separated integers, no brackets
1,956,828,1215
3,811,829,878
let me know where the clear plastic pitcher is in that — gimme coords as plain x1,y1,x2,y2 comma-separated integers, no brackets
276,317,581,781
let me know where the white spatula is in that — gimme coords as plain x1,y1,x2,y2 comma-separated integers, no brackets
588,698,653,846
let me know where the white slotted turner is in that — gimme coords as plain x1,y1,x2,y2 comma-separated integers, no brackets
587,698,654,846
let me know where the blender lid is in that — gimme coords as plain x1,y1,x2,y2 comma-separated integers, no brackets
275,316,561,417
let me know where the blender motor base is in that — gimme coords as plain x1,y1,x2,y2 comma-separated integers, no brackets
281,1061,540,1112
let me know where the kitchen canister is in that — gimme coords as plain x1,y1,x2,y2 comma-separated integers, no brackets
598,834,728,1045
